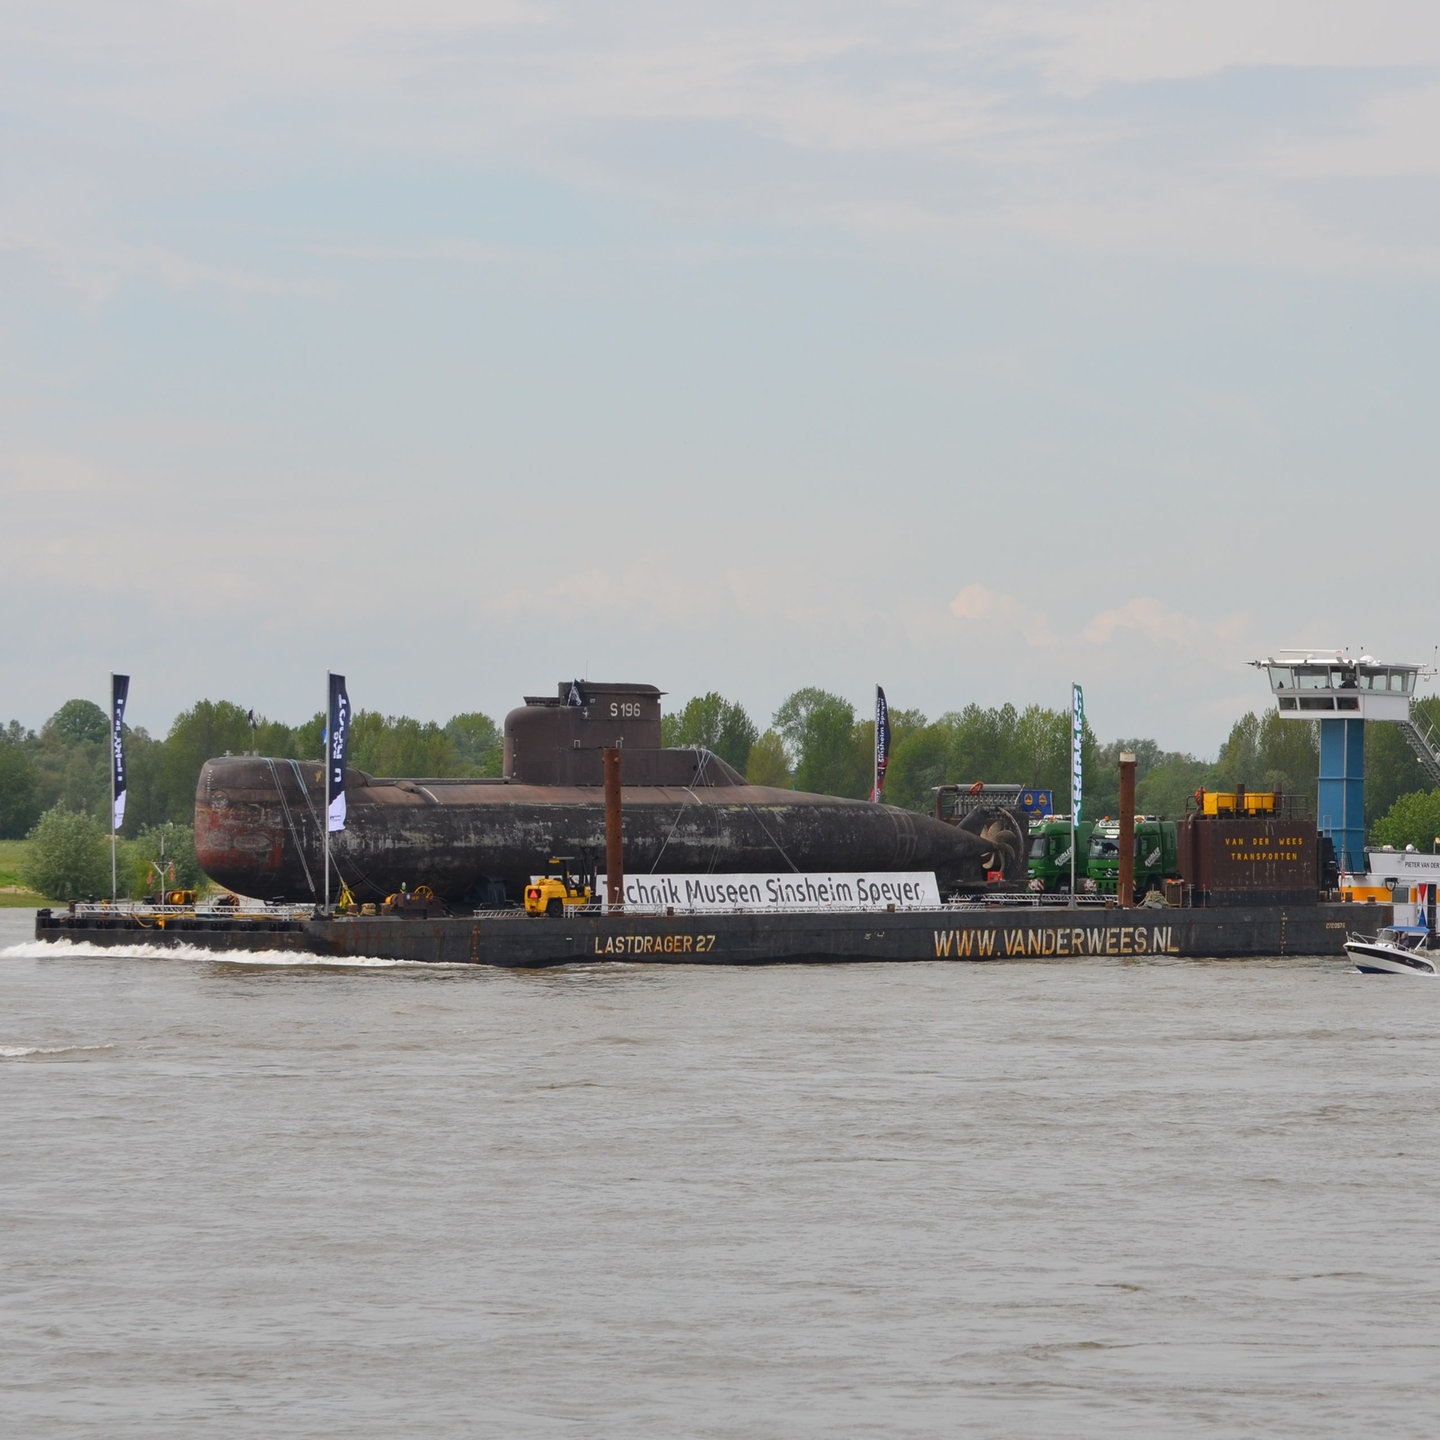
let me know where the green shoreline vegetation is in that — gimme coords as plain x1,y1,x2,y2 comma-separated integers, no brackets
0,838,42,906
3,690,1440,903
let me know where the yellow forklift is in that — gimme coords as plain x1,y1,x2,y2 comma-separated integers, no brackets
523,854,595,917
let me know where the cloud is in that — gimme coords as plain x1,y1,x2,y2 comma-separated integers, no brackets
949,584,1057,646
1263,82,1440,182
489,553,720,626
1005,1,1440,94
2,228,338,308
1082,597,1247,647
8,1,1440,283
946,587,1252,671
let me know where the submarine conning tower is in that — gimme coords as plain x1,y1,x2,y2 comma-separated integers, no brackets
1252,649,1435,874
503,681,747,788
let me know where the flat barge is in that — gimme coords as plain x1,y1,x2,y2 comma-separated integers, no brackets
32,898,1370,965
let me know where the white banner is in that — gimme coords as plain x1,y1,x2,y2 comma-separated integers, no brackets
597,871,941,912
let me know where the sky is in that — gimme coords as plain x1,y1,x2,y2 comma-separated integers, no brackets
4,1,1440,759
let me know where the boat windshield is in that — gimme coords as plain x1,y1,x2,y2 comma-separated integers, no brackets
1379,927,1429,949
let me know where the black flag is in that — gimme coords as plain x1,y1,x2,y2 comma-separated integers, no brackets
111,674,129,830
869,686,891,803
327,674,350,832
567,680,587,707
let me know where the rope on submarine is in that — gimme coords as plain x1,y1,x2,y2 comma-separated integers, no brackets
268,759,318,899
647,749,801,877
280,758,376,902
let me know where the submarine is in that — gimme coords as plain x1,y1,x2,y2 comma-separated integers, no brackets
194,681,1027,906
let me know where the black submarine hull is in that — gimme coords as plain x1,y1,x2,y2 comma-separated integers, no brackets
193,756,1005,905
194,682,1028,905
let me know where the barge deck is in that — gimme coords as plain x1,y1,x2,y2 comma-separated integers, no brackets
33,898,1370,965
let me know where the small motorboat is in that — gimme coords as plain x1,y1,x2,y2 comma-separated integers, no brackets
1344,925,1440,975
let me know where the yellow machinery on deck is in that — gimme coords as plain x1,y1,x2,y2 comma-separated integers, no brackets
524,857,594,917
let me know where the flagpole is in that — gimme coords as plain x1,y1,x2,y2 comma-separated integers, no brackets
873,685,879,803
1070,683,1083,908
109,674,128,902
871,686,890,804
322,673,351,915
110,673,117,901
323,671,330,916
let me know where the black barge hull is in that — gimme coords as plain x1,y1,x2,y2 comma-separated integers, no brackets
34,903,1369,965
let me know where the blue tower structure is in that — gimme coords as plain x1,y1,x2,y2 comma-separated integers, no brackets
1316,716,1366,875
1253,650,1428,875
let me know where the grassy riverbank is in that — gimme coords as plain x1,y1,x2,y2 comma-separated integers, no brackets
0,839,42,906
0,835,217,907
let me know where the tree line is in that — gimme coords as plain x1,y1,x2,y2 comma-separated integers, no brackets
657,688,1440,844
0,698,503,840
6,688,1440,896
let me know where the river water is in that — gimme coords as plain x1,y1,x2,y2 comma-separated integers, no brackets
3,907,1438,1438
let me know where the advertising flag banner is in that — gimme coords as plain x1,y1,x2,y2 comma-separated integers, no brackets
111,674,129,831
1071,683,1084,822
870,686,891,803
327,673,351,832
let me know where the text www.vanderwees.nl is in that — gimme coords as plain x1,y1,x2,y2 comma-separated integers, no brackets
933,925,1179,958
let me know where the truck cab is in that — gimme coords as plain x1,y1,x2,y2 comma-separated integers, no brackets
1085,818,1180,899
1026,817,1092,892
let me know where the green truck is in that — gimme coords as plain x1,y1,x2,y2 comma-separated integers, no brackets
1085,818,1180,898
1026,817,1093,892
